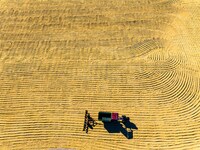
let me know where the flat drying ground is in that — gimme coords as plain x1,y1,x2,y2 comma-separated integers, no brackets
0,0,200,149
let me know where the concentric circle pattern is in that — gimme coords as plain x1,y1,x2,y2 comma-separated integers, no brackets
0,0,200,150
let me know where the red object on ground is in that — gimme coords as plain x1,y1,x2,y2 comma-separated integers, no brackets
111,113,119,120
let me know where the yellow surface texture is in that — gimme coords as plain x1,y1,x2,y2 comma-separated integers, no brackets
0,0,200,149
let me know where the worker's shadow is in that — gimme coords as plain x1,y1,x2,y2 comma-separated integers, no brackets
103,119,138,139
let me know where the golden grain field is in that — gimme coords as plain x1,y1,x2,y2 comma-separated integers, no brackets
0,0,200,150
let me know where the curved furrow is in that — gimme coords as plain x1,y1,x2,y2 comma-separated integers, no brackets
0,0,200,150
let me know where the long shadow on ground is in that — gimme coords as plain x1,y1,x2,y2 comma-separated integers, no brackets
103,120,138,139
